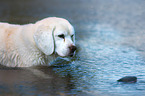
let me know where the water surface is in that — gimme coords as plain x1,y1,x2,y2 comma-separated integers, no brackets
0,0,145,96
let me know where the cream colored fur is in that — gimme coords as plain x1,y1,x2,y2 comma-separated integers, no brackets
0,17,75,67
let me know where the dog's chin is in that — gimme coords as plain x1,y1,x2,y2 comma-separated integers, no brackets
57,52,75,57
68,53,75,57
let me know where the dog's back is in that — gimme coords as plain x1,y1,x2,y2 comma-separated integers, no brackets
0,23,22,67
0,22,47,67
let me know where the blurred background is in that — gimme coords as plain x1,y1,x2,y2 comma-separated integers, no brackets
0,0,145,96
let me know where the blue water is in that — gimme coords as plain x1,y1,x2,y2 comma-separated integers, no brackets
0,0,145,96
52,23,145,96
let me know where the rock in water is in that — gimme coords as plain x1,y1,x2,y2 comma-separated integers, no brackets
117,76,137,83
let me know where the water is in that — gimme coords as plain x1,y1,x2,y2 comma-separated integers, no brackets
0,0,145,96
53,24,145,96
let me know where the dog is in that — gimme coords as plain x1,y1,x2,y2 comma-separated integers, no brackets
0,17,76,67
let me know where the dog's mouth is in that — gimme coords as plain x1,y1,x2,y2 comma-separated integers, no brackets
68,50,77,57
56,52,76,57
55,46,77,57
69,53,75,57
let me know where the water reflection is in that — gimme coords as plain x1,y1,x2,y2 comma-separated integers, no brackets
0,66,79,96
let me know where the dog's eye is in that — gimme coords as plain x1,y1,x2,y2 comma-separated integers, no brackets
58,34,65,39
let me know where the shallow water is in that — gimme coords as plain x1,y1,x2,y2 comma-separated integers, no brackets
0,0,145,96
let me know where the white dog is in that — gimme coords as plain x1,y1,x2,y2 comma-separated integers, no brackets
0,17,76,67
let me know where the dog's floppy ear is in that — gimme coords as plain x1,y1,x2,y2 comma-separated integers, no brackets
33,25,55,55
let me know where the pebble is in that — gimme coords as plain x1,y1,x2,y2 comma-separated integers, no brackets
117,76,137,83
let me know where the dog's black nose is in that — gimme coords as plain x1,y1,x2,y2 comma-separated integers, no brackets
69,45,77,53
69,45,77,56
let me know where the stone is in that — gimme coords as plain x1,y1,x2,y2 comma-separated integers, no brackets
117,76,137,83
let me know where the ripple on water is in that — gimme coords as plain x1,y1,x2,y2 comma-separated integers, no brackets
53,24,145,96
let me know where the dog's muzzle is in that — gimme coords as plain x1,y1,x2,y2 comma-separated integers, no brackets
69,45,77,57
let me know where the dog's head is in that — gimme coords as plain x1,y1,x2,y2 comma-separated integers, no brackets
33,17,76,57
